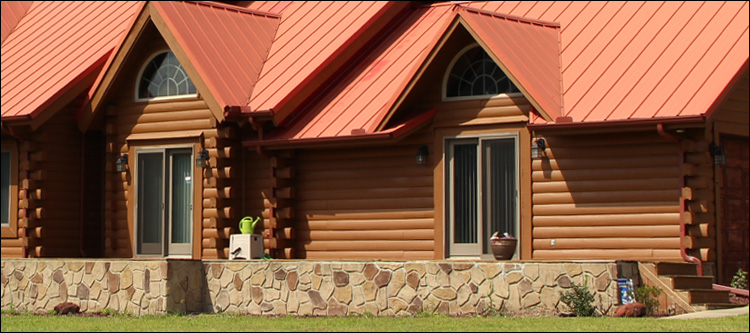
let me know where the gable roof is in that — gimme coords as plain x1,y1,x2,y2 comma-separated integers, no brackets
83,1,279,127
1,1,33,44
466,1,749,126
1,1,141,123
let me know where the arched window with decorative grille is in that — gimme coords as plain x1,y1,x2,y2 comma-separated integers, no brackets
444,44,520,100
136,50,197,101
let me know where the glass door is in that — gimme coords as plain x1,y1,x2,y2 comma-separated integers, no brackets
446,136,518,257
135,147,193,257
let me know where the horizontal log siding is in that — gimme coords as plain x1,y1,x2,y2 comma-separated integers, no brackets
26,106,83,257
294,131,434,260
104,96,215,258
532,132,690,261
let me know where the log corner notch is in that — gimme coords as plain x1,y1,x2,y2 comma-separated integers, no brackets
267,150,296,259
657,124,709,276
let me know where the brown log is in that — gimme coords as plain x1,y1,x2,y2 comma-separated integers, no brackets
533,225,679,238
118,109,211,124
532,155,677,171
122,119,215,135
303,250,434,260
208,146,234,159
532,166,679,182
533,237,680,250
293,229,434,241
297,197,433,211
274,166,294,179
203,187,233,199
302,240,433,251
303,218,435,230
680,188,714,201
1,238,25,247
217,125,238,139
532,249,684,261
202,238,227,249
274,187,294,199
116,99,207,114
545,144,676,159
202,227,233,239
687,223,713,237
304,209,434,220
202,207,234,219
683,236,716,249
275,207,294,219
533,202,679,216
0,247,24,257
532,189,678,205
434,115,529,127
685,176,714,189
206,166,233,179
202,248,220,259
298,166,429,181
203,198,218,208
533,213,680,227
299,176,433,191
20,179,39,190
435,104,528,122
203,177,231,188
299,186,432,201
681,139,709,153
687,200,713,214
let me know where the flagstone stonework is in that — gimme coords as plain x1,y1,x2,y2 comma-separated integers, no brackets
2,259,620,316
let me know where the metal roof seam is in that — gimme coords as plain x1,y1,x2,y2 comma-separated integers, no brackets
563,1,647,115
562,1,623,75
191,1,281,18
458,4,560,27
598,1,703,122
624,1,726,121
658,2,748,118
567,1,667,120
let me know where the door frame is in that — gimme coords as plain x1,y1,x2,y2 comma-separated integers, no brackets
131,144,197,258
443,132,520,259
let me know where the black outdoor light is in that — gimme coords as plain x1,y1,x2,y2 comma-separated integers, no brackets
196,149,209,168
416,145,429,165
116,153,128,172
531,138,546,159
710,143,726,166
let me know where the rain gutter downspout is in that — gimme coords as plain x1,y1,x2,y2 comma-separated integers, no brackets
657,123,703,276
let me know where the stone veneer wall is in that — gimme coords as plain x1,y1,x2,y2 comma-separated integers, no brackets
2,259,620,316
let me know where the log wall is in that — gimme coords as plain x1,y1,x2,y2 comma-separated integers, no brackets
1,137,21,257
102,33,219,258
18,106,83,258
292,129,435,260
531,130,716,261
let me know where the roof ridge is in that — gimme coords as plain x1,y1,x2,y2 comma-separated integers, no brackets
457,4,560,28
189,1,281,18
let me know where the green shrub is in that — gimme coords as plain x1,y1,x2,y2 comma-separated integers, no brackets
731,269,748,290
559,279,597,317
628,285,662,316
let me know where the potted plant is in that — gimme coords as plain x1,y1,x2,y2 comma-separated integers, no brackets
490,232,517,260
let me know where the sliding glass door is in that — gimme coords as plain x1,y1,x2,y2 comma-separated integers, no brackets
135,147,193,257
446,136,518,257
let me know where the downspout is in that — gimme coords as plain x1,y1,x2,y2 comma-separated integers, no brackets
657,124,703,276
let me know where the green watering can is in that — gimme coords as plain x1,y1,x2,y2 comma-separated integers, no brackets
239,216,260,234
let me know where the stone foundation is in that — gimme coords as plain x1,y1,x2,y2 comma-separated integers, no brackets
2,259,620,316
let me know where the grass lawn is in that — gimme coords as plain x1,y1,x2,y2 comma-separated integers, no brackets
1,312,748,332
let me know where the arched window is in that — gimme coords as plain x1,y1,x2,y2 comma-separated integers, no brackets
444,44,520,99
137,51,196,100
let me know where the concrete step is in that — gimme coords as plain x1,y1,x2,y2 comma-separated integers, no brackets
655,262,700,276
667,275,715,290
677,289,732,305
692,302,747,311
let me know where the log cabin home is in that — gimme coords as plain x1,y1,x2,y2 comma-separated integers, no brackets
2,1,748,288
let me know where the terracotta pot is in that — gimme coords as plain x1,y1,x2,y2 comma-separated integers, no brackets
490,233,517,260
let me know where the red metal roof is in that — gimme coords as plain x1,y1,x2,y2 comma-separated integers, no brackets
468,1,749,124
152,1,279,111
1,1,33,44
1,1,141,121
263,4,454,142
246,1,397,115
456,5,562,122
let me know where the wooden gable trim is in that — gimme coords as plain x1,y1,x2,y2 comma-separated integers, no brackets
455,16,556,123
79,2,225,132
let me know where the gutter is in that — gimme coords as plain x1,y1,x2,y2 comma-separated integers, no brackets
528,115,707,133
657,123,703,276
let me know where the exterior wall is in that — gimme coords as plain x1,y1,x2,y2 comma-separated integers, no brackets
1,259,620,316
532,130,717,262
292,130,435,260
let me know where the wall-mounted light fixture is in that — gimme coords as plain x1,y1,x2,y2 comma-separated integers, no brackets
196,149,209,168
416,145,429,165
116,153,128,172
709,143,726,166
531,138,546,159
